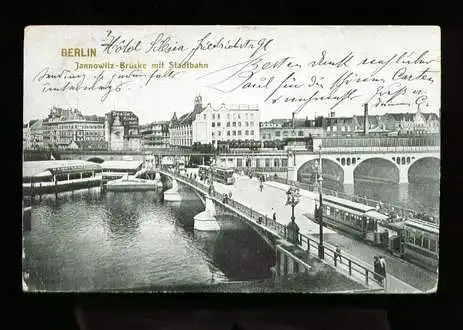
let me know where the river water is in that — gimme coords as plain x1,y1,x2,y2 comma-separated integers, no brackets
23,176,438,291
23,189,279,291
322,180,440,215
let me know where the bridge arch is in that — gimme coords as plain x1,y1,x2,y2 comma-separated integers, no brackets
297,158,344,187
87,157,105,164
161,173,277,251
353,157,400,184
408,156,440,183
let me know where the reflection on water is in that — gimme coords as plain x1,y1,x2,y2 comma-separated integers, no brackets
320,177,439,214
350,181,440,214
22,189,276,291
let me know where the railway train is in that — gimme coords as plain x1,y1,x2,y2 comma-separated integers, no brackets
313,195,439,272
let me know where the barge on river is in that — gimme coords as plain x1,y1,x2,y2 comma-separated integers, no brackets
23,160,103,196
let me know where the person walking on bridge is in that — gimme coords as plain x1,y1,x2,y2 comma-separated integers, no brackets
259,181,264,192
334,246,342,264
379,256,387,285
272,208,277,221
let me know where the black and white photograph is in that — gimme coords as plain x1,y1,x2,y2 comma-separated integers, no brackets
22,26,440,293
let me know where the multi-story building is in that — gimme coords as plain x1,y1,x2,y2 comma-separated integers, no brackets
322,105,440,136
104,110,142,151
23,120,38,150
29,119,45,150
193,102,260,146
381,111,440,135
169,95,260,148
139,121,170,148
42,106,105,149
260,118,325,147
169,96,202,147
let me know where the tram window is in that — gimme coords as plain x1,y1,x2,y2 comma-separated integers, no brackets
422,236,429,250
414,232,423,247
326,206,331,216
429,239,437,252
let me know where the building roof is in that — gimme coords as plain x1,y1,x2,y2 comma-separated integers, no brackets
24,119,39,128
84,115,105,122
101,160,143,170
206,103,259,111
23,160,102,178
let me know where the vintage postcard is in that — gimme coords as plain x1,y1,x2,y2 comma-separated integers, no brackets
23,25,440,293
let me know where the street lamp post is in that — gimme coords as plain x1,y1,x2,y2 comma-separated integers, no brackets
286,184,301,245
317,145,324,259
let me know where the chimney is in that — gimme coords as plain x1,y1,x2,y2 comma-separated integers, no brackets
364,103,369,135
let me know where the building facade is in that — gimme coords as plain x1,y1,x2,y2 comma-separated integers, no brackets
42,106,105,150
169,95,202,147
23,120,39,150
105,110,142,151
169,95,261,148
29,119,45,150
140,121,170,148
192,102,260,146
260,118,325,145
381,111,440,135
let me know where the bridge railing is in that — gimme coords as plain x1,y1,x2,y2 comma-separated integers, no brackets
297,232,386,289
268,176,439,220
314,146,440,154
160,169,386,290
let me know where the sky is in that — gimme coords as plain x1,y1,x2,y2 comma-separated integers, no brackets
24,26,440,124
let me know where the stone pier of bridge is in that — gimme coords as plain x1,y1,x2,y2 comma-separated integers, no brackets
161,174,221,231
163,178,182,202
193,196,220,231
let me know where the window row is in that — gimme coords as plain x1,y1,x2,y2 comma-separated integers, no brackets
234,158,288,167
212,121,255,127
55,125,103,129
215,130,255,136
405,230,438,253
207,113,255,120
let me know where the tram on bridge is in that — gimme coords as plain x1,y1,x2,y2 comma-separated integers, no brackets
198,165,235,185
314,195,439,272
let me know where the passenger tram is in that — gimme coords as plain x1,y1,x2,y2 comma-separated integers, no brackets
314,195,439,272
198,165,235,185
212,166,236,185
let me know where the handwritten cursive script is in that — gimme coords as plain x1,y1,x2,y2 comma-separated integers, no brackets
33,66,185,102
198,48,439,114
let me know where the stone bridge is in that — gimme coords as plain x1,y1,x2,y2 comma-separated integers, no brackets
288,147,440,185
156,169,386,291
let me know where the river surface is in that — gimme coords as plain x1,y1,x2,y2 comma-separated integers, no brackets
322,180,440,215
23,188,364,292
23,174,439,291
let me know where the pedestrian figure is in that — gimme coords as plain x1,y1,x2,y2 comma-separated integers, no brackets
379,256,386,283
272,208,276,221
257,216,263,224
373,256,381,282
334,246,342,264
259,182,263,192
228,191,232,199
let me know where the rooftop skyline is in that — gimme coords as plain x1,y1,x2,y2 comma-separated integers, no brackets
24,26,440,123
